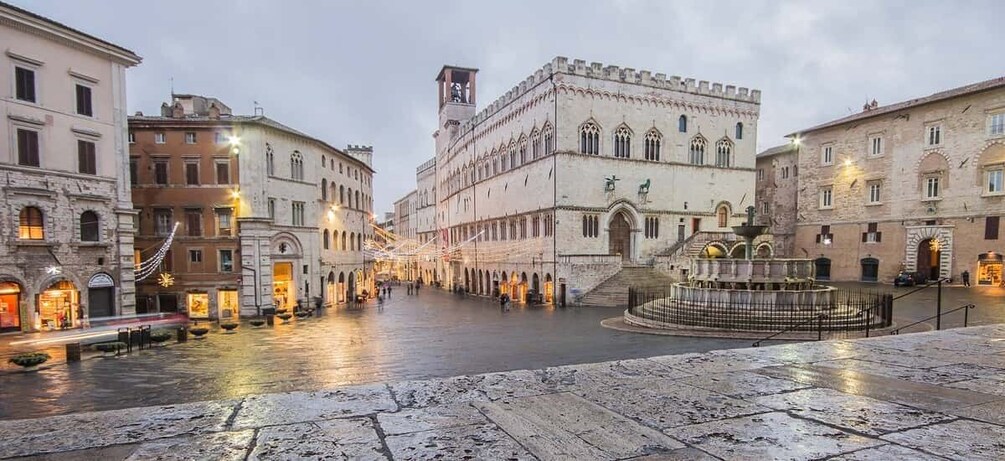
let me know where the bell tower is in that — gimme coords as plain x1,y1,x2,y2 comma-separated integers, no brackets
435,66,478,144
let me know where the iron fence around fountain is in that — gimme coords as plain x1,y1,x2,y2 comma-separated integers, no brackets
626,286,892,335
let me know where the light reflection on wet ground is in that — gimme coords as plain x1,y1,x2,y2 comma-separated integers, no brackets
1,283,1002,420
0,290,749,419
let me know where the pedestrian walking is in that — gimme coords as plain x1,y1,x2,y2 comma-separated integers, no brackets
407,283,412,295
962,270,971,287
387,286,392,299
499,293,507,311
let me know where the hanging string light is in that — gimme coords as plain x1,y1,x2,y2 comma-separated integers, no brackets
135,222,179,281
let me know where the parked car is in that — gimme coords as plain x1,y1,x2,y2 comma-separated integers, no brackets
894,272,916,287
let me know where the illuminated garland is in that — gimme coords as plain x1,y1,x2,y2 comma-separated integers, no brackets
135,223,179,281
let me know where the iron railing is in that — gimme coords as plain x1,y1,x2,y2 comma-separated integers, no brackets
891,303,975,335
626,286,891,343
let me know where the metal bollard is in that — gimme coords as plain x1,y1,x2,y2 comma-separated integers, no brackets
66,342,82,362
177,326,188,343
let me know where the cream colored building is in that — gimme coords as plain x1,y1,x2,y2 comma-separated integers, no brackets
422,57,760,303
790,77,1005,285
0,3,141,332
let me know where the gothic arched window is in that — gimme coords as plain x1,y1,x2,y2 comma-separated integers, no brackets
321,178,328,201
323,229,330,249
735,122,744,140
678,115,688,133
530,128,541,159
689,136,706,165
644,129,662,161
715,139,733,167
518,136,527,165
543,123,554,154
580,122,600,155
290,151,304,180
613,126,631,158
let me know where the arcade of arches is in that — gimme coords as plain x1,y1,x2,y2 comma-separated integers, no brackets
460,268,554,304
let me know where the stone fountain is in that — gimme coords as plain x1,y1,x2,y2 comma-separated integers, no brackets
624,207,890,334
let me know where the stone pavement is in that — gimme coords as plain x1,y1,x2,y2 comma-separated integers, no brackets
2,325,1004,460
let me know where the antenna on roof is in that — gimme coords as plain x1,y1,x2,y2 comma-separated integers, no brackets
169,77,174,97
253,101,264,116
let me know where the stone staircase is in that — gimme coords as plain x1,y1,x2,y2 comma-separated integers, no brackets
579,266,674,307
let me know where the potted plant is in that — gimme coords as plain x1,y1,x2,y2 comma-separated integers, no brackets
8,352,50,370
276,313,293,323
249,318,266,328
189,326,210,338
275,307,289,315
220,321,239,333
95,342,126,356
150,330,172,345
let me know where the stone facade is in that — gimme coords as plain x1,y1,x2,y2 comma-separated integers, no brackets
755,144,798,257
790,78,1005,285
418,57,760,302
391,190,417,280
130,95,375,319
0,4,141,332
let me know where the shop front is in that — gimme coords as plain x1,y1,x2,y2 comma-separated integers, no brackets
0,282,22,332
187,292,210,319
273,262,295,311
38,280,80,331
977,252,1003,286
218,289,239,319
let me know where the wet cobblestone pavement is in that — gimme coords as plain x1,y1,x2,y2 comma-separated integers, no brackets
1,324,1003,460
0,290,752,420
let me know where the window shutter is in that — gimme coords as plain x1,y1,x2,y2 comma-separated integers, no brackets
986,216,1000,240
862,232,867,243
815,234,821,244
876,232,882,242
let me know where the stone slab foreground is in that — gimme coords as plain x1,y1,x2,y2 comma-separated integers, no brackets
2,325,1004,460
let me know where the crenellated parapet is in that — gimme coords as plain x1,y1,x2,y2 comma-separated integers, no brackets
456,56,760,136
416,157,436,174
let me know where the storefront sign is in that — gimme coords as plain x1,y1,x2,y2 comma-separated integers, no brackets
88,273,115,288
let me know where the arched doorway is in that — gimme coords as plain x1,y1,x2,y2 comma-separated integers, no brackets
519,272,528,302
338,272,346,303
544,274,554,304
273,262,295,311
814,258,831,280
348,271,357,299
86,273,115,319
500,272,509,298
532,273,540,293
326,272,336,305
861,258,879,282
609,211,632,261
917,239,941,281
0,281,23,332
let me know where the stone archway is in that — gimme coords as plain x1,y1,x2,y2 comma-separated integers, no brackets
905,226,952,280
609,211,632,261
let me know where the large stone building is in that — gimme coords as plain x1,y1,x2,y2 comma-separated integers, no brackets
789,77,1005,285
755,143,799,257
418,57,760,303
391,190,417,280
0,3,141,332
130,95,375,318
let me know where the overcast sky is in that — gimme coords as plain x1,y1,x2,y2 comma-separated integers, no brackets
14,0,1003,214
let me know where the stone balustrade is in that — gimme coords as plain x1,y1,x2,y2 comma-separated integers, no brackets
663,283,837,310
691,258,816,283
